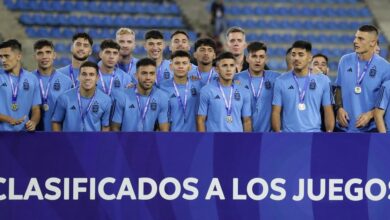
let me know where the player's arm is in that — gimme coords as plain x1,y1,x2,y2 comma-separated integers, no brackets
355,109,374,128
334,87,349,127
374,108,386,133
52,122,62,131
242,116,252,132
323,105,335,132
111,122,121,131
197,115,206,132
0,114,25,125
159,123,169,132
25,105,40,131
101,126,110,132
271,105,282,132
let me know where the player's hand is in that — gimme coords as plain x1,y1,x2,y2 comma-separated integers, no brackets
126,83,135,88
25,120,37,131
8,115,26,126
355,111,373,128
311,66,322,74
336,107,349,127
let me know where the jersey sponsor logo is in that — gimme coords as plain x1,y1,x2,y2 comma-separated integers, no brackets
215,95,220,99
163,70,170,79
191,87,197,96
151,99,157,111
92,102,99,113
369,66,376,77
114,79,121,88
53,80,61,91
288,85,294,90
347,67,353,72
265,80,271,90
23,80,29,90
129,104,135,108
70,105,76,110
309,80,316,90
234,90,241,101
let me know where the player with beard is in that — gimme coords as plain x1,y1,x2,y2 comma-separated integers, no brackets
58,33,93,88
115,28,138,81
52,61,111,132
168,30,197,73
111,58,169,131
188,38,218,86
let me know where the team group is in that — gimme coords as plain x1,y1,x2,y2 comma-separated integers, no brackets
1,24,390,133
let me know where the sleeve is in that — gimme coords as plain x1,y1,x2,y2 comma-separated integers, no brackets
101,98,112,127
123,74,133,88
272,78,282,106
32,77,42,106
51,94,66,122
111,94,125,124
197,87,209,116
381,62,390,83
321,77,333,106
335,56,344,87
158,93,169,124
375,84,389,110
241,89,251,117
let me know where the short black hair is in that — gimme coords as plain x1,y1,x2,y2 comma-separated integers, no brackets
0,39,22,52
286,47,292,55
194,38,216,52
72,32,93,46
247,41,267,54
80,61,98,74
100,39,120,51
145,30,164,41
136,57,157,70
170,30,189,40
33,39,54,51
359,25,379,36
170,50,191,60
291,40,312,52
313,53,328,63
214,51,235,65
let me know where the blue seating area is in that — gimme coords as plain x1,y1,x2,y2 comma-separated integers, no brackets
224,0,359,3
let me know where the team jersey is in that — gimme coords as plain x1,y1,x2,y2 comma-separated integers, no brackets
97,67,133,100
188,67,219,87
375,80,390,132
57,64,79,88
117,57,139,82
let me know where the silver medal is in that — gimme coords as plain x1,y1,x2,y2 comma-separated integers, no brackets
298,103,306,111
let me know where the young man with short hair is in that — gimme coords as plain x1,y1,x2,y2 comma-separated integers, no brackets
115,28,138,77
226,26,248,73
312,53,329,75
189,38,218,86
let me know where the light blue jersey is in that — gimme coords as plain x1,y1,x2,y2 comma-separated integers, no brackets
336,53,390,132
52,88,112,131
375,80,390,133
159,78,202,132
97,67,133,100
57,64,79,88
0,69,41,131
112,87,169,131
155,59,173,85
236,70,281,132
117,57,139,83
198,81,251,132
273,71,333,132
33,70,73,131
188,67,219,87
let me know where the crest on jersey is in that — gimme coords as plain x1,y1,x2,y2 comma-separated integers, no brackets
234,90,241,101
23,80,29,90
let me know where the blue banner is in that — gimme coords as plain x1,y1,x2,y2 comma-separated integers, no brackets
0,132,389,220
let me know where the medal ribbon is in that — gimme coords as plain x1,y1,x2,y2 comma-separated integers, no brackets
248,70,265,100
99,69,116,96
218,82,234,116
196,67,214,84
173,80,189,120
292,71,311,104
69,64,76,88
37,70,55,104
356,54,374,87
77,89,96,129
135,88,153,125
7,69,23,104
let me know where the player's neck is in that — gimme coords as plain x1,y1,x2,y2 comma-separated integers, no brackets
219,78,232,86
80,87,96,98
38,66,54,76
174,75,188,84
198,64,213,73
9,64,21,76
137,84,152,96
154,56,163,67
358,50,375,61
119,54,133,65
100,64,115,74
294,67,309,77
235,54,244,71
71,58,85,69
249,68,264,77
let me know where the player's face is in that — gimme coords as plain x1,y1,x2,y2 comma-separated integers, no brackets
353,31,376,54
194,45,216,66
71,38,92,61
226,32,246,56
34,46,56,70
78,67,98,91
99,48,120,69
291,48,312,72
311,56,328,75
170,33,190,52
247,50,267,74
137,65,156,90
0,47,21,72
116,34,135,57
216,58,236,81
170,56,191,78
144,38,165,60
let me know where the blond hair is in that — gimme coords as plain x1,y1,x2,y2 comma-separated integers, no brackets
116,28,135,37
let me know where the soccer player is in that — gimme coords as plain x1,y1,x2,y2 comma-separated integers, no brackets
188,38,218,85
97,39,132,98
311,53,329,75
169,30,191,53
226,26,248,73
272,40,334,132
0,39,41,131
374,80,390,133
197,52,252,132
285,47,293,71
235,42,280,132
159,50,202,131
111,58,169,132
144,30,171,85
52,61,112,132
33,39,73,131
57,32,93,88
115,28,138,79
335,25,390,132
